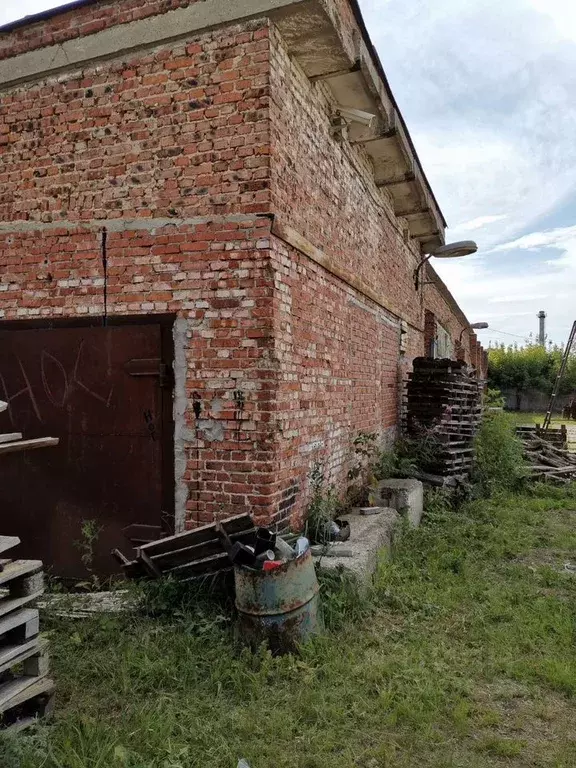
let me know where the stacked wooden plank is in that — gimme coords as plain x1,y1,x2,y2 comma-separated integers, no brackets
517,431,576,484
0,400,58,729
113,513,256,581
404,357,482,480
516,424,568,450
0,537,53,731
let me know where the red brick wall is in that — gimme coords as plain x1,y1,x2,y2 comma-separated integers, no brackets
266,25,423,518
270,236,401,527
0,18,283,529
269,25,423,329
0,0,484,533
0,20,271,222
421,273,473,364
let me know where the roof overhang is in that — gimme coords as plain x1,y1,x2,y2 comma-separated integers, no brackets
269,0,446,250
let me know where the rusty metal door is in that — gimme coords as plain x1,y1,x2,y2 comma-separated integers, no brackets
0,323,173,580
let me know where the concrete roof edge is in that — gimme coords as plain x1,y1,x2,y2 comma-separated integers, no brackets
347,0,447,230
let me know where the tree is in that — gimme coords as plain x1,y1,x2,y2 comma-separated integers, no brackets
488,343,576,410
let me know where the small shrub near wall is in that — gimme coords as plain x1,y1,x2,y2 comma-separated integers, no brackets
473,412,526,496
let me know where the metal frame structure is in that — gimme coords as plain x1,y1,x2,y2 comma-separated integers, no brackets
542,321,576,432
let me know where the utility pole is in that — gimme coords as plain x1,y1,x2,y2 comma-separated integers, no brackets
537,310,546,346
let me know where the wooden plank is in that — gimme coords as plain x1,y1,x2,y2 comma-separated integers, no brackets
139,513,253,558
122,523,163,545
0,609,39,643
150,528,256,569
0,638,39,671
0,638,47,676
0,561,42,587
0,536,20,555
9,571,44,599
528,465,576,475
0,676,54,713
0,438,59,456
166,551,231,578
138,550,162,578
23,648,50,679
0,434,22,445
0,589,44,619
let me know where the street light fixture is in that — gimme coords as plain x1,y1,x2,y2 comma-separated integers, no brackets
413,240,478,290
459,322,489,343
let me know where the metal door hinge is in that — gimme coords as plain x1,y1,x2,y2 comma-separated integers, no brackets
125,358,174,388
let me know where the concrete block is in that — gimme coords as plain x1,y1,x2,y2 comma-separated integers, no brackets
313,508,399,581
371,478,424,528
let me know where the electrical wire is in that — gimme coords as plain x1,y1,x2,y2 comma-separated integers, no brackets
484,328,528,339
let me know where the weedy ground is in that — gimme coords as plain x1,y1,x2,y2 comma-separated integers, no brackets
3,485,576,767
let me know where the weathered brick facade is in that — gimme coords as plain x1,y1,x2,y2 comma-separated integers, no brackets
0,0,484,533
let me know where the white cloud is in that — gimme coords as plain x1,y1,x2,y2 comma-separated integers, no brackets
491,225,576,253
456,214,508,232
433,224,576,345
359,0,576,342
529,0,576,43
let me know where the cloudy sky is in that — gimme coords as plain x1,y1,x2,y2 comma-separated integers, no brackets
2,0,576,347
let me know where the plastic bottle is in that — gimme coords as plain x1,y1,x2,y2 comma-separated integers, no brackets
294,536,310,557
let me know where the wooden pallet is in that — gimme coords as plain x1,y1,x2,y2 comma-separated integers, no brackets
0,407,57,730
0,536,51,730
404,357,482,480
114,512,256,581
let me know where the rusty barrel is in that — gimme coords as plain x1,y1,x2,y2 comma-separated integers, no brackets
234,548,323,653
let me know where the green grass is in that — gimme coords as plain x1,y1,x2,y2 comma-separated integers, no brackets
5,486,576,767
505,411,574,428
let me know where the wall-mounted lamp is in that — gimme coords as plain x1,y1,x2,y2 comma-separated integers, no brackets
414,240,478,290
459,322,489,343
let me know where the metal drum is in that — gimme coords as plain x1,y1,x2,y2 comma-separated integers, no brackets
234,548,323,653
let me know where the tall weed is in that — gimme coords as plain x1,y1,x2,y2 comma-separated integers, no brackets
473,412,526,495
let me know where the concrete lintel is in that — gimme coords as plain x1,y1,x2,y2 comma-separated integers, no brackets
407,219,440,240
271,219,425,334
0,0,309,89
354,129,398,147
272,218,403,323
375,172,416,188
396,207,430,219
271,0,354,77
357,47,395,128
309,61,361,82
0,214,264,235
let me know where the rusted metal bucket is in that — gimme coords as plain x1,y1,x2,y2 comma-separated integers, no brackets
234,549,323,654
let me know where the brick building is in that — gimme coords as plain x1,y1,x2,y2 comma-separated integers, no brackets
0,0,486,575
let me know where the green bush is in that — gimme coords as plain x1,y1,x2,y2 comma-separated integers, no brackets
485,387,505,408
473,412,526,495
305,463,341,544
373,434,445,481
488,342,576,409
